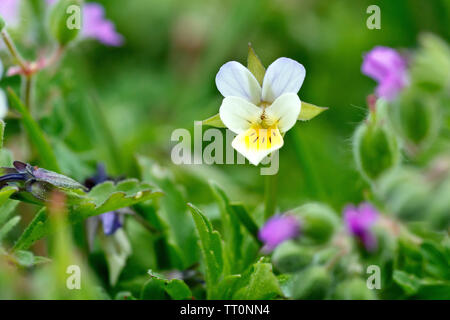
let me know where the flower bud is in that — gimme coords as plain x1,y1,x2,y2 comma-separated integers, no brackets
272,241,313,273
390,90,440,150
291,266,331,299
376,168,431,221
290,203,339,244
48,0,82,46
332,278,377,300
353,100,400,181
410,34,450,93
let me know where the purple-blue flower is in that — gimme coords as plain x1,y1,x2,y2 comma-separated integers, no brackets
361,46,409,101
343,202,379,252
85,164,124,237
258,215,300,252
100,211,124,236
46,0,124,46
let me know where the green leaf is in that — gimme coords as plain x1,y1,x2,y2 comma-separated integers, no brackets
138,157,197,269
13,208,47,251
233,259,282,300
140,271,192,300
187,203,224,298
7,88,60,171
393,270,421,295
140,278,167,300
247,44,266,85
165,279,192,300
13,180,163,250
0,215,21,243
202,113,226,128
14,250,35,267
0,120,4,149
298,101,328,121
0,186,19,208
74,179,163,219
48,0,81,45
215,274,242,300
420,241,450,279
210,181,243,273
100,229,132,286
230,203,261,244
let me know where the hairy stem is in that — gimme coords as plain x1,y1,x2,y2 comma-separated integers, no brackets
0,30,27,72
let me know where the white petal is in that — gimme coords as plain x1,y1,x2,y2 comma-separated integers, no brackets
215,61,262,104
232,127,284,166
219,96,263,134
265,93,301,133
262,57,306,103
0,90,8,119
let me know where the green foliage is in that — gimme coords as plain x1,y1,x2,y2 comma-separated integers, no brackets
7,89,60,172
290,203,339,244
140,270,192,300
13,179,162,250
0,0,448,301
48,0,81,46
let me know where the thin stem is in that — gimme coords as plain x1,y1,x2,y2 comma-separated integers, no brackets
264,173,278,219
0,30,27,72
22,75,33,111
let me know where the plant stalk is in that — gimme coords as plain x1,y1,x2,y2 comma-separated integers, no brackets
264,173,278,219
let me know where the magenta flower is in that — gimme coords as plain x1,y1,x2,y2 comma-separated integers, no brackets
343,202,379,252
82,3,123,46
361,46,409,101
258,215,300,252
0,0,20,27
46,0,123,46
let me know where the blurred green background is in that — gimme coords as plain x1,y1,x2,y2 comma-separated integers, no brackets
6,0,450,211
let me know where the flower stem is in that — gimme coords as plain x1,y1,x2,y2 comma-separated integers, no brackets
0,29,36,112
22,75,34,112
0,30,27,72
264,173,278,219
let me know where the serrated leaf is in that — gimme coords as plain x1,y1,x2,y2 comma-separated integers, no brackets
73,179,163,219
233,259,282,300
13,180,163,251
247,44,266,85
140,272,192,300
187,203,224,299
298,101,328,121
202,113,226,128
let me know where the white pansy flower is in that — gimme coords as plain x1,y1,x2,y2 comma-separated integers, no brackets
0,60,7,119
216,57,305,165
